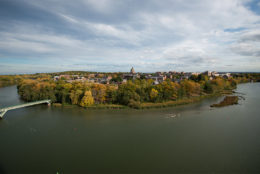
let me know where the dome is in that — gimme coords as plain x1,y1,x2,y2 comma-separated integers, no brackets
130,67,135,74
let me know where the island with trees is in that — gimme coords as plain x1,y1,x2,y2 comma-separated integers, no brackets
1,69,260,109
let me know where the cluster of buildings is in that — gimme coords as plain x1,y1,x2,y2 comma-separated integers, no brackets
203,71,231,79
53,68,232,85
53,74,112,84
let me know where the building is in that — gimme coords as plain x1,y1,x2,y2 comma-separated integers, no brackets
100,75,112,84
203,71,212,76
123,67,139,80
130,67,136,74
219,72,231,78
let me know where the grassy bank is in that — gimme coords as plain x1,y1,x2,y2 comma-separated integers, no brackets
139,93,224,109
52,103,127,109
81,104,127,109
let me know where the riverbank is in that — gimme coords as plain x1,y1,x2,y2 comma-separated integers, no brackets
139,92,228,109
52,89,233,110
52,103,127,109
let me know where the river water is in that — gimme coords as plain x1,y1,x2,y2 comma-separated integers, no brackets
0,83,259,173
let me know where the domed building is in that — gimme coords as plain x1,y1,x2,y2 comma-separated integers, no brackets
122,67,139,81
130,67,136,74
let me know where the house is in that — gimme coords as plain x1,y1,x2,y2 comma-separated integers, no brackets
100,75,112,84
54,76,60,81
146,75,166,84
88,74,95,78
191,72,200,76
54,75,71,81
219,73,231,78
183,72,192,79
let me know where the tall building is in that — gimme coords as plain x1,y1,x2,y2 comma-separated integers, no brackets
130,67,136,74
123,67,139,80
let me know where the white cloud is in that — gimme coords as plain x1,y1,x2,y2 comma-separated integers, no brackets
231,42,260,56
0,0,260,73
84,0,116,14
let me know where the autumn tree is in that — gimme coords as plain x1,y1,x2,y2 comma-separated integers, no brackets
105,85,117,103
80,91,94,107
91,84,107,104
150,88,158,102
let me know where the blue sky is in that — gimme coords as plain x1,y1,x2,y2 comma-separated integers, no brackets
0,0,260,74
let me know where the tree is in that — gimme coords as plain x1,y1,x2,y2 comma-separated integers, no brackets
110,76,122,83
80,91,94,107
70,89,83,105
198,74,208,82
128,99,141,109
117,81,140,105
204,81,213,94
150,88,158,102
180,80,201,97
106,85,117,103
91,84,107,104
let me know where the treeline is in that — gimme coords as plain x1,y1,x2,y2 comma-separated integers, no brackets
0,75,21,88
17,75,239,108
49,71,124,78
0,74,54,88
232,73,260,82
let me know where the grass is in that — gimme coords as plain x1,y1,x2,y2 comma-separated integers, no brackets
83,104,127,109
52,103,127,109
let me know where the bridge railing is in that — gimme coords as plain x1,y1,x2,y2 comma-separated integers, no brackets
0,99,51,119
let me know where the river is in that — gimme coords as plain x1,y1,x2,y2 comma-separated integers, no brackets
0,83,259,173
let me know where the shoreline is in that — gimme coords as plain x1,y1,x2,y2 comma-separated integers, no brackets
3,82,255,111
52,91,231,110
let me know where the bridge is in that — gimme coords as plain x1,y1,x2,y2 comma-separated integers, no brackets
0,100,51,119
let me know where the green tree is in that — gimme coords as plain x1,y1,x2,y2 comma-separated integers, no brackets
70,89,83,105
117,81,140,105
105,86,117,103
204,81,213,94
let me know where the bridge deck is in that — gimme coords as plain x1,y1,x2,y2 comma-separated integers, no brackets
0,100,51,118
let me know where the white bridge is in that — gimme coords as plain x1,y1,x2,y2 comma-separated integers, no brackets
0,100,51,119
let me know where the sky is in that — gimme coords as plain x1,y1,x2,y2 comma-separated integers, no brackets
0,0,260,74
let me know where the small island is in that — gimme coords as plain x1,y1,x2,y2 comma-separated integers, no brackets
210,96,239,107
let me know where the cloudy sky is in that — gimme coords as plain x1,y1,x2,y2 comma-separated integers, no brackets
0,0,260,74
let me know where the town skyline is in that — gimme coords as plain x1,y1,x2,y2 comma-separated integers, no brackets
0,0,260,74
0,67,258,75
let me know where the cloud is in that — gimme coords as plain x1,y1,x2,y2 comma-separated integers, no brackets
231,42,260,56
0,0,260,74
230,29,260,57
240,30,260,42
